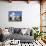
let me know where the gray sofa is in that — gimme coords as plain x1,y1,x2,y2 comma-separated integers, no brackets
8,33,34,43
3,27,34,43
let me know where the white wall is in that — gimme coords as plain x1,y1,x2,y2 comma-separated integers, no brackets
0,1,40,28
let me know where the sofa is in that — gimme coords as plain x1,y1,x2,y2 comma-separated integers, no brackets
3,27,34,43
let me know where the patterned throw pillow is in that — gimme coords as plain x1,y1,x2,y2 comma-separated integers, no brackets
14,28,21,34
8,27,14,34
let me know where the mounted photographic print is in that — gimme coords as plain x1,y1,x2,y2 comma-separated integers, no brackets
8,11,22,21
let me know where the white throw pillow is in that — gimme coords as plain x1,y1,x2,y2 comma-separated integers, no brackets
21,28,27,35
2,29,10,36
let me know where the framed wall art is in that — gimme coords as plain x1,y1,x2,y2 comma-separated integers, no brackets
8,11,22,21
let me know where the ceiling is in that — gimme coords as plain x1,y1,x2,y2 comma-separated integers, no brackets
0,0,45,4
1,0,39,1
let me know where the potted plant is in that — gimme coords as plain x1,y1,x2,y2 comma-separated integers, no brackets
32,27,43,40
32,27,38,40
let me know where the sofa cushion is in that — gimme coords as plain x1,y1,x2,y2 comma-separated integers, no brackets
8,27,14,34
21,28,27,35
14,28,21,33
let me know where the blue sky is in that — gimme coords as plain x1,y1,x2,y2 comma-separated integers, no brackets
9,11,22,16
